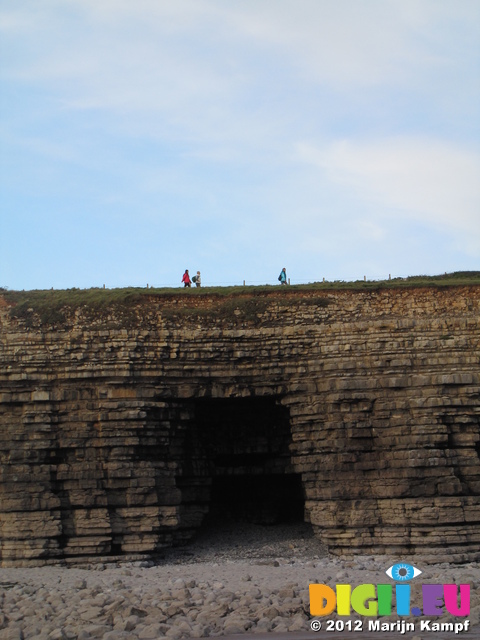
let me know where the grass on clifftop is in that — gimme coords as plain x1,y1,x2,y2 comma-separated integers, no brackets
2,271,479,326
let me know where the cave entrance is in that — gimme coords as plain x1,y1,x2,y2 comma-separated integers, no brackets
178,396,304,532
208,474,304,524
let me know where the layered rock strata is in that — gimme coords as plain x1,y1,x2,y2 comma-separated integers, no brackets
0,286,479,566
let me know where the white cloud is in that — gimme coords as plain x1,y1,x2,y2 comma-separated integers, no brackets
4,0,478,114
297,137,480,242
216,0,480,89
1,0,477,180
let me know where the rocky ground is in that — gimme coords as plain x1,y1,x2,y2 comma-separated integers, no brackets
0,522,479,639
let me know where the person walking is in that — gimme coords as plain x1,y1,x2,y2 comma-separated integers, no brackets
182,269,192,287
278,267,287,285
193,271,201,287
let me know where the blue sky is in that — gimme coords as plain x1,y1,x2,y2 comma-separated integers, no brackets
1,0,479,290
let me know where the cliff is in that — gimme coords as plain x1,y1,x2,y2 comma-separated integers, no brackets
0,285,479,566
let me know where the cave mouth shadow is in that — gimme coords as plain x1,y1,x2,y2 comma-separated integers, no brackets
206,473,305,526
177,395,306,540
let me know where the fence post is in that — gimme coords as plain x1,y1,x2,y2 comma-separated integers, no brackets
243,280,245,286
364,275,366,281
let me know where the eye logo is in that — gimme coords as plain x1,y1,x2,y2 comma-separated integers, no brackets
386,563,422,582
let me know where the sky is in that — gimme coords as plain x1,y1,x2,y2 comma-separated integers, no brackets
1,0,479,290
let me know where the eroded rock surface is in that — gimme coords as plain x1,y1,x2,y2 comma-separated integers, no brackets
0,286,479,565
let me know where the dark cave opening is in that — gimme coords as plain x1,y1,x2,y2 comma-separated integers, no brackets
206,473,305,525
177,396,305,531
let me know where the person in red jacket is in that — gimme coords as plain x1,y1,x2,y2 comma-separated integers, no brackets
182,269,192,287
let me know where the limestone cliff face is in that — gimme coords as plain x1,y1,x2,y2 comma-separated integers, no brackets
0,287,479,566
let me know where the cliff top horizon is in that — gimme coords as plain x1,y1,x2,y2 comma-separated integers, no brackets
2,271,479,329
3,270,480,297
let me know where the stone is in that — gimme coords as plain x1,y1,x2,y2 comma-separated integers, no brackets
121,616,139,632
288,614,307,632
137,623,170,639
78,625,111,639
223,618,253,635
0,628,23,640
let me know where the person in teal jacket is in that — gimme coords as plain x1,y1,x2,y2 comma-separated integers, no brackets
278,267,287,285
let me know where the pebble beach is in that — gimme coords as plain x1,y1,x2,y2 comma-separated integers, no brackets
0,523,479,640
